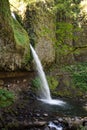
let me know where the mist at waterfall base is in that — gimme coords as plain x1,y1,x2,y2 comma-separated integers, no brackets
30,44,65,106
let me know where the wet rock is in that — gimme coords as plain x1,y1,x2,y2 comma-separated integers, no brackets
83,103,87,111
83,94,87,99
43,113,48,117
58,117,63,123
19,120,47,128
23,79,27,82
39,117,44,120
0,122,3,128
0,80,4,85
53,120,59,124
17,80,20,84
44,126,50,130
0,80,4,88
5,116,13,122
83,120,87,126
71,118,82,129
35,113,40,117
7,84,11,88
33,121,47,126
18,115,24,121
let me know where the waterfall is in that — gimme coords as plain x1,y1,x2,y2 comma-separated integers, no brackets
30,44,65,105
30,44,51,100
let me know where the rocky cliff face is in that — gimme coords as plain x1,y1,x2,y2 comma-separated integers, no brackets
23,0,87,66
1,0,87,71
0,0,30,71
73,23,87,62
55,20,87,66
23,0,55,66
0,18,30,71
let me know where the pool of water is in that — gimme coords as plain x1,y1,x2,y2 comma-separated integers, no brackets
33,97,87,117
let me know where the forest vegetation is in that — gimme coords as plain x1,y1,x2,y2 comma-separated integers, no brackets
0,1,87,130
0,0,87,112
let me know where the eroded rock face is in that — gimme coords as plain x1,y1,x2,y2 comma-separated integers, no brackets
24,0,55,66
73,24,87,62
0,17,30,71
0,0,31,71
0,51,22,71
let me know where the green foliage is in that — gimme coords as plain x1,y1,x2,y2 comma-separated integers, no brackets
55,22,73,55
0,89,14,107
65,62,87,91
54,0,82,56
32,76,58,91
54,0,81,18
0,0,11,19
47,76,58,91
32,77,41,89
11,18,30,64
56,22,81,44
78,125,87,130
11,18,29,47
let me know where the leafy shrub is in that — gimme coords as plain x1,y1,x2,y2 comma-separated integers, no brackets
65,62,87,91
0,89,14,107
32,77,41,89
47,76,58,91
78,125,87,130
32,76,58,91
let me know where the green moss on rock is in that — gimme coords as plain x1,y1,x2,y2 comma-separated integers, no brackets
47,76,58,91
11,18,30,64
23,0,55,67
0,89,14,108
0,0,31,71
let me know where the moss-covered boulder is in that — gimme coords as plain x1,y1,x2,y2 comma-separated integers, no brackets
0,0,30,71
23,0,55,67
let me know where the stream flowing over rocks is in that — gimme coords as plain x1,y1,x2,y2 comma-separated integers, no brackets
0,72,87,130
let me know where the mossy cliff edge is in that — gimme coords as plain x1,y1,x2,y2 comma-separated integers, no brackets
0,0,30,71
1,0,87,70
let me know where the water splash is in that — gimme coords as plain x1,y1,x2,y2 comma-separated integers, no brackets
11,12,16,20
48,122,63,130
30,44,65,105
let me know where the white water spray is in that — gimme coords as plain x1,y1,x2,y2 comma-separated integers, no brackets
48,122,63,130
30,44,65,105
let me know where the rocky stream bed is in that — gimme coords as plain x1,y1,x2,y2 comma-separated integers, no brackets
0,72,87,130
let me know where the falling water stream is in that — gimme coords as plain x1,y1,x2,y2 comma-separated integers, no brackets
30,44,65,105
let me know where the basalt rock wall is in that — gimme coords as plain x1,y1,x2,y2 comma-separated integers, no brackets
0,0,30,71
23,0,55,67
23,0,87,67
